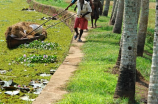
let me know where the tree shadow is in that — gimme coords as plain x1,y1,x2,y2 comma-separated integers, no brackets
86,39,119,45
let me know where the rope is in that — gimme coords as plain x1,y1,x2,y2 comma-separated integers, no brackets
45,14,75,30
28,10,66,35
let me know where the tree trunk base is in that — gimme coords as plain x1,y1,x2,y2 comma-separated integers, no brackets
112,65,145,82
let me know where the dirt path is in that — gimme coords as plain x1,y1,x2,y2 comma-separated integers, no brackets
32,30,88,104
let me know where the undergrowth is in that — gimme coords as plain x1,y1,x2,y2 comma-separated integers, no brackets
0,0,72,103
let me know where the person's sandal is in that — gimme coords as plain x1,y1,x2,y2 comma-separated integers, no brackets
77,39,82,42
74,33,79,40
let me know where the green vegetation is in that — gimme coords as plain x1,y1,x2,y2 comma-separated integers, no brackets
0,0,155,103
0,0,72,103
35,0,76,11
150,0,156,2
19,40,60,50
33,0,154,104
16,54,57,63
57,16,130,104
35,0,75,11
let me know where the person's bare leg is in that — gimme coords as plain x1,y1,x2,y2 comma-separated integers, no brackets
91,18,94,28
95,18,98,28
74,28,79,40
78,29,83,42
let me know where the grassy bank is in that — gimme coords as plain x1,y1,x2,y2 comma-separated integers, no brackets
35,0,76,11
0,0,72,103
58,16,123,103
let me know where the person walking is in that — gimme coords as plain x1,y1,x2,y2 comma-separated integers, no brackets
65,0,93,31
73,0,92,31
66,0,92,42
91,0,102,28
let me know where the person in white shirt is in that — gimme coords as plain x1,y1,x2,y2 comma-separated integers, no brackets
72,0,92,42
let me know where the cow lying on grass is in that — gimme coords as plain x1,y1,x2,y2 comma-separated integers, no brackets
5,22,47,39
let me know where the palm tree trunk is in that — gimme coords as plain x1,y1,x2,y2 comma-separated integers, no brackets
115,37,123,67
110,0,116,20
137,0,149,56
147,1,158,104
109,0,119,25
136,0,141,23
103,0,110,16
100,0,104,15
114,0,137,103
112,0,124,34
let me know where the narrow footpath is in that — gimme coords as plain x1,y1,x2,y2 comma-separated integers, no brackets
33,30,89,104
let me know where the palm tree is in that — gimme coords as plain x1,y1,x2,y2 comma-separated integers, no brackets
109,0,116,21
112,0,124,34
137,0,149,56
109,0,119,25
103,0,110,16
147,1,158,104
114,0,137,103
136,0,141,23
100,0,104,15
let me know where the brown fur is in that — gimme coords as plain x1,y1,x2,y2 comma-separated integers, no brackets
5,22,47,39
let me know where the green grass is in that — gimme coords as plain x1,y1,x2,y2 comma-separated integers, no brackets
33,0,154,104
0,0,155,103
36,1,154,104
0,0,72,103
35,0,76,11
149,0,156,2
57,15,127,104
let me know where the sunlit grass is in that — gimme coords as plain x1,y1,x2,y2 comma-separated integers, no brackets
35,0,76,11
148,9,155,28
0,0,154,103
56,1,154,104
0,0,72,103
57,14,130,103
